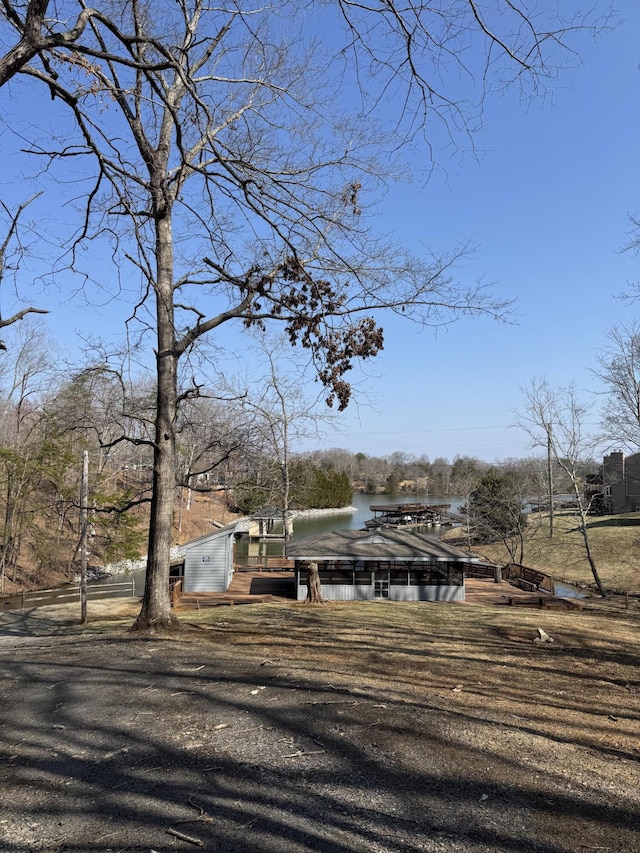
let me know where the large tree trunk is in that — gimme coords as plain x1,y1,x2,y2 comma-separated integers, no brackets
304,560,325,604
132,213,180,631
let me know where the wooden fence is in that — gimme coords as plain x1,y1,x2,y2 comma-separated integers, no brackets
0,579,137,612
170,578,183,608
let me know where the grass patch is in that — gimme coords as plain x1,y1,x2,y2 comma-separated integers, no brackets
471,511,640,594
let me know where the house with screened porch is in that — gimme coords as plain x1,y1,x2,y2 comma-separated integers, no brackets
286,528,479,602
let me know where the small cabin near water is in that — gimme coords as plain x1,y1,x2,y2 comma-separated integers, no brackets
286,528,479,602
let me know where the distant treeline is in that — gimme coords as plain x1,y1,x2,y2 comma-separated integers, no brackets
297,448,598,498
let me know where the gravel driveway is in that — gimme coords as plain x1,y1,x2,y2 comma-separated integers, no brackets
0,599,638,852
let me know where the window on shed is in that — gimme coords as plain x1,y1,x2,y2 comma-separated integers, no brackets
410,569,433,585
353,560,371,580
448,563,464,585
409,563,464,586
170,561,184,580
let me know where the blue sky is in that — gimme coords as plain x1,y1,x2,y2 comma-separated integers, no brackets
1,3,639,464
320,2,640,461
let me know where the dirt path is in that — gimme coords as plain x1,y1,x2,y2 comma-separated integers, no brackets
0,598,638,852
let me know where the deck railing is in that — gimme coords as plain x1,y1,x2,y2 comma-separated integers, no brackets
464,563,503,583
503,563,554,593
234,556,295,571
170,578,183,608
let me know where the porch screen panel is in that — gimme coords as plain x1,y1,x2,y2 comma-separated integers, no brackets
319,566,355,585
410,566,439,586
353,560,371,584
390,567,410,585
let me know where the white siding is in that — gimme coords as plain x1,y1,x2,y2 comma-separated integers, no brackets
296,582,464,602
184,532,234,593
388,585,464,602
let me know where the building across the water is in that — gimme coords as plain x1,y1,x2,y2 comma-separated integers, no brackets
602,451,640,513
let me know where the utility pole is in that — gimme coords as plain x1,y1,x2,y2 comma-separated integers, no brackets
80,450,88,625
547,425,554,539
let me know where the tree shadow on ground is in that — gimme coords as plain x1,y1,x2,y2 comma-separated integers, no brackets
585,516,640,528
0,632,638,852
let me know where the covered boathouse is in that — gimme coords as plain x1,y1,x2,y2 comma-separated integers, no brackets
286,528,479,602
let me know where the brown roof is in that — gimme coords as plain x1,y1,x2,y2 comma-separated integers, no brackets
286,529,478,562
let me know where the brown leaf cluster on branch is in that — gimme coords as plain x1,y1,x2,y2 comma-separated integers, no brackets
238,254,383,410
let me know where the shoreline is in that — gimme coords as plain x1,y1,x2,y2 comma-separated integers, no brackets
288,505,357,519
89,506,358,581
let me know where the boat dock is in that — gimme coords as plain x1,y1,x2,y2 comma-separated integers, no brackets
364,502,463,529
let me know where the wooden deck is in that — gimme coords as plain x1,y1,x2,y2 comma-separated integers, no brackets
174,572,580,610
464,578,582,609
174,571,295,610
464,577,532,606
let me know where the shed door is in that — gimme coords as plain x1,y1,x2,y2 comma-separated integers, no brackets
374,568,389,599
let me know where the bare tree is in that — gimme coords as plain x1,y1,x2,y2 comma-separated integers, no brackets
450,458,482,548
0,195,49,348
593,320,640,451
175,394,248,523
0,1,609,628
517,378,606,597
38,359,154,568
0,321,57,588
50,365,153,474
514,378,557,537
244,335,337,529
0,0,93,85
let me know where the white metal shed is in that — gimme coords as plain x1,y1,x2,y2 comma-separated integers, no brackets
182,522,238,593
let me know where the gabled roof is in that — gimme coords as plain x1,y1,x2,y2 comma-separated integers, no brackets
286,528,478,562
182,520,241,550
251,505,283,519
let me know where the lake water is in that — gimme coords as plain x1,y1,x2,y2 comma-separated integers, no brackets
552,582,587,599
291,493,464,540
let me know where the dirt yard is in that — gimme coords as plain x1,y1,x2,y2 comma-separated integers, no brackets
0,595,638,853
